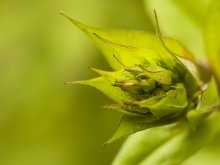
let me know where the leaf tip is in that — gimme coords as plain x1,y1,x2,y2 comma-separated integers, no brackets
64,80,85,85
59,11,64,16
89,67,108,77
104,138,114,146
59,11,72,21
59,12,88,31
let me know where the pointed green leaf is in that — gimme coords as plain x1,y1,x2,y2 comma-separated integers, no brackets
103,104,147,117
153,11,202,95
138,65,173,85
92,33,162,67
61,12,196,70
90,68,128,83
106,114,176,144
67,77,131,102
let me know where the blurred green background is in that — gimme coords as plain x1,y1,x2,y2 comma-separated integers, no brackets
1,0,220,164
0,0,153,164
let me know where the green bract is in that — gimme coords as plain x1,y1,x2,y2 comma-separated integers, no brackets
61,12,212,144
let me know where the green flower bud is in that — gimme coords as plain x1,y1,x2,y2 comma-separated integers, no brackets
61,12,210,143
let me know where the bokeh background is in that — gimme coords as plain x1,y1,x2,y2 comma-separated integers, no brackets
0,0,220,164
0,0,153,165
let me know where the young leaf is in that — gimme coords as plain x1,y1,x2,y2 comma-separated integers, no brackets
135,94,166,108
103,104,147,117
66,77,131,102
94,34,164,68
113,111,220,165
153,10,201,95
138,66,173,85
60,12,195,70
90,68,127,83
138,111,220,165
149,84,188,118
106,114,175,144
112,125,179,165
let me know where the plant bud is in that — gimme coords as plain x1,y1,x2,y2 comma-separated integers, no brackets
61,12,214,143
